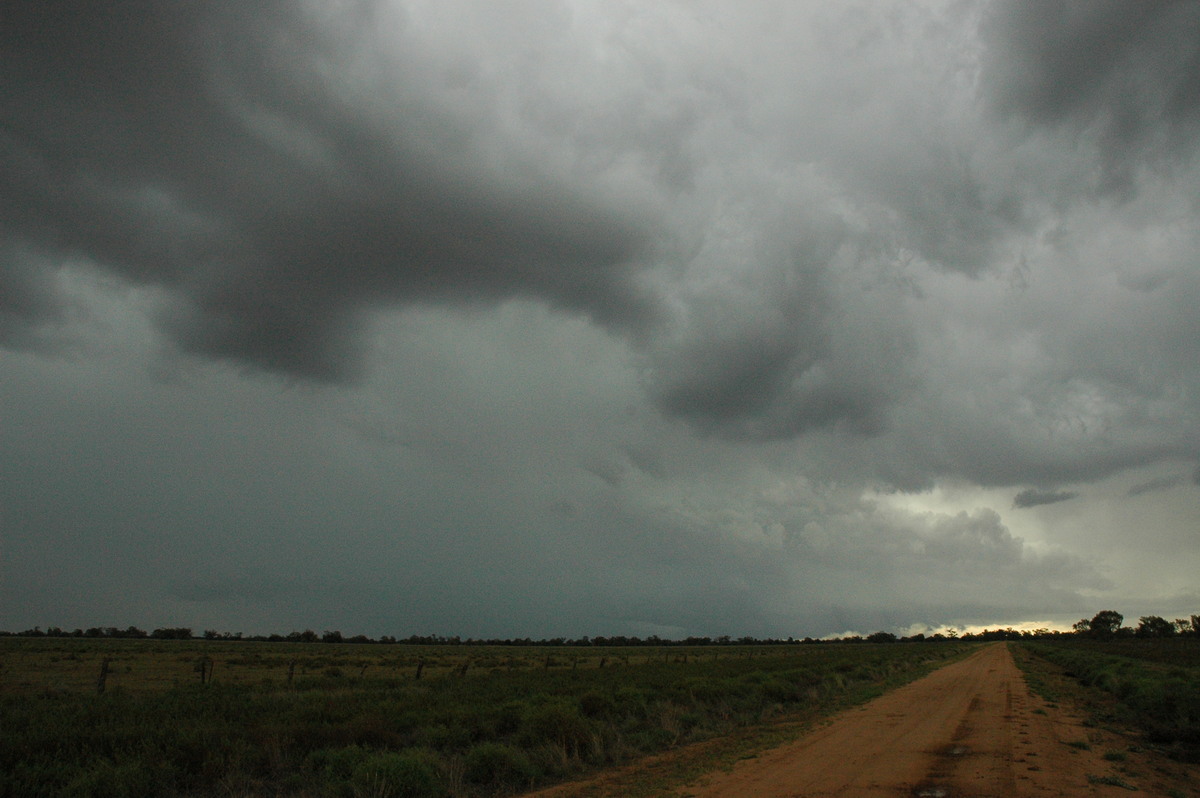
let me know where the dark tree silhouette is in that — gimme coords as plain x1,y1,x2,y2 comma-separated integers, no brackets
1085,610,1123,640
1136,615,1175,638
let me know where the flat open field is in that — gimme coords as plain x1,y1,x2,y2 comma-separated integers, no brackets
1,637,969,797
0,638,668,694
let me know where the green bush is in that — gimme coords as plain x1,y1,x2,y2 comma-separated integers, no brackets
463,742,537,788
578,690,616,719
519,701,593,757
350,750,444,798
307,744,369,781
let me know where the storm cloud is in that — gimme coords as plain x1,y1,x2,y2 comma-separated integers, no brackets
2,1,1199,638
1,1,659,380
1012,489,1078,509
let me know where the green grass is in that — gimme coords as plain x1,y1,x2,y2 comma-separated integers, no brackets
1087,773,1137,790
1015,640,1200,763
0,639,973,797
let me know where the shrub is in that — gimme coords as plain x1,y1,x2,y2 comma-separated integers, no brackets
519,701,593,758
463,742,537,788
307,744,370,780
578,690,616,719
350,750,445,798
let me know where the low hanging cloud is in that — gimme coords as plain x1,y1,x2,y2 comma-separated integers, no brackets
1126,475,1186,497
1012,488,1078,509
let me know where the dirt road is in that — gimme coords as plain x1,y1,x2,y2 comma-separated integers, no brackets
676,643,1163,797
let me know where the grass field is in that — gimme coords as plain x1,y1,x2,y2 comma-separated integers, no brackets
1015,639,1200,763
1,638,972,797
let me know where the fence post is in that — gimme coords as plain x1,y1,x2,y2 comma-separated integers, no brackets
96,658,111,694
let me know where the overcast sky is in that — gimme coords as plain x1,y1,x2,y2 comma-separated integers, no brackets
3,0,1199,639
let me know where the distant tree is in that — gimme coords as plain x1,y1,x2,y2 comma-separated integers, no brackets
287,630,319,643
1072,618,1091,635
151,627,192,640
321,630,344,644
1088,610,1123,640
867,631,897,643
1136,615,1175,638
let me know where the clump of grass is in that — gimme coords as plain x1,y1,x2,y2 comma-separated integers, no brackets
1102,750,1127,762
1087,773,1136,790
1066,740,1092,750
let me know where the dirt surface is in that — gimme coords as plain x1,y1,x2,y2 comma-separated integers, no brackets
526,643,1199,797
677,643,1193,797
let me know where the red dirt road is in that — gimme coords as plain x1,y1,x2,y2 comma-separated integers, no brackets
677,643,1175,797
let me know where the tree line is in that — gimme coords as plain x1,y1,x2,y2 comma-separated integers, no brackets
1071,610,1199,640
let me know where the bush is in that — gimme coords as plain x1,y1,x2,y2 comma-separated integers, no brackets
578,690,616,719
350,750,444,798
307,744,369,781
519,701,593,757
463,742,537,788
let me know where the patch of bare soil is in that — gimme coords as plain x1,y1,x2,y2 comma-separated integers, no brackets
525,643,1199,797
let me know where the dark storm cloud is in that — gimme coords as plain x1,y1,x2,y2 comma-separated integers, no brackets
0,245,64,351
1012,488,1078,509
982,0,1200,194
4,1,1200,641
1126,474,1186,497
0,1,657,380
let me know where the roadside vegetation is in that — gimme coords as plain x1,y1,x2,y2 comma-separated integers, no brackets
0,637,971,797
1015,610,1200,763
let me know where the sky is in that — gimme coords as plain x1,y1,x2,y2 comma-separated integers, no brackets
2,0,1199,640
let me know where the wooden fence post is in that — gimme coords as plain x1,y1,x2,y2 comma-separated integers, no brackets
96,658,111,694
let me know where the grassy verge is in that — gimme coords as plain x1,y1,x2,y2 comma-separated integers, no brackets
1013,641,1200,762
0,640,974,797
